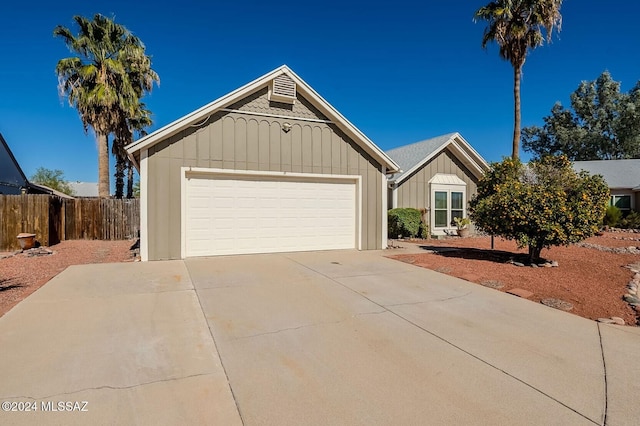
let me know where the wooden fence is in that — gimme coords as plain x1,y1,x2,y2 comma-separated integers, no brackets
0,195,139,251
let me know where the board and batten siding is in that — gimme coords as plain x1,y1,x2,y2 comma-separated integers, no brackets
146,95,383,260
394,149,478,210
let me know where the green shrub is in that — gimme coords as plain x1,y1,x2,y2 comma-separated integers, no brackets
604,205,622,227
388,208,427,238
619,211,640,229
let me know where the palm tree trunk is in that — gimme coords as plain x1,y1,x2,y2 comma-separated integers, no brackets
126,162,134,199
114,155,125,199
97,132,110,198
512,65,522,160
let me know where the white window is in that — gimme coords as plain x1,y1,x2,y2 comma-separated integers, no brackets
429,174,467,235
611,195,631,212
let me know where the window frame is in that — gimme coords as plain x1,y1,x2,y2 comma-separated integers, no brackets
610,194,631,212
430,183,466,234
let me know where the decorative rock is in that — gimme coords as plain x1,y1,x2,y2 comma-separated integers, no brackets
623,294,640,304
541,263,553,268
611,317,626,325
540,298,574,311
597,318,615,324
480,280,504,289
531,263,539,268
551,261,559,267
628,289,638,296
507,288,534,299
512,262,525,267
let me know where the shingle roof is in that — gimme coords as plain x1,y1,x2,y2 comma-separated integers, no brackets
386,133,488,183
386,133,456,179
572,159,640,190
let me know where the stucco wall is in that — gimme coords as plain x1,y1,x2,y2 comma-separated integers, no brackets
145,90,383,260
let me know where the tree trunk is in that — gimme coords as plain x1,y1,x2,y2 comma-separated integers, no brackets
528,244,542,264
97,132,110,198
114,155,125,199
126,162,134,199
512,64,522,160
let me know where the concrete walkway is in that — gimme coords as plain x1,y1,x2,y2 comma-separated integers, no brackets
0,249,638,425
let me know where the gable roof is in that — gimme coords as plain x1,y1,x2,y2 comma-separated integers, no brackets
386,132,489,185
573,159,640,190
0,132,29,193
126,65,400,173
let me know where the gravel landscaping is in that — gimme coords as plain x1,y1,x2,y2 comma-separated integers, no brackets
389,231,640,326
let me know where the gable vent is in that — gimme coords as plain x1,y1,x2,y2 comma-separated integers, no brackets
269,74,296,104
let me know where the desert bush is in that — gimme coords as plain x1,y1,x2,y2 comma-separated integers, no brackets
388,208,428,238
619,211,640,229
603,205,622,227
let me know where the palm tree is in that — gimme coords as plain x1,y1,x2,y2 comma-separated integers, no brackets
54,14,158,197
475,0,563,160
113,103,152,198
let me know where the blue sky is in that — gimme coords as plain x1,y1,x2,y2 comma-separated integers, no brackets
1,1,638,183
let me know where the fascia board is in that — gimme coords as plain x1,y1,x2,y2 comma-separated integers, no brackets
448,140,487,179
452,133,490,170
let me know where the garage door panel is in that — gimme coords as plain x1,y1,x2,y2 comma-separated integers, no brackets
185,175,357,257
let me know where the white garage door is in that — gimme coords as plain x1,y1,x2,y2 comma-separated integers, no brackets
185,173,358,257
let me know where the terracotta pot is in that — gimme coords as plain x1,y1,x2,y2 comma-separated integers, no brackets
457,228,469,238
17,233,36,250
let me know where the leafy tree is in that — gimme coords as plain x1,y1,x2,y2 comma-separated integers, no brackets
475,0,563,160
469,156,609,263
523,71,640,160
30,167,74,196
54,14,158,198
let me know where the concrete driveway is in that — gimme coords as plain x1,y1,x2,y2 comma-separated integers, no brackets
1,248,639,425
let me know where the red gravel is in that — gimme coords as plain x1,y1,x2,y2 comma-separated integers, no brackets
0,240,137,317
389,232,640,326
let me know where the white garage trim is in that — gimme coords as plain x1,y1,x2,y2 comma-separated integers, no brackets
180,167,362,258
139,149,149,262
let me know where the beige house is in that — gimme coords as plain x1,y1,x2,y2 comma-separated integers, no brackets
386,133,488,236
126,66,399,261
573,159,640,214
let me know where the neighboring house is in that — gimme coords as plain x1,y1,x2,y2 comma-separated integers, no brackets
0,133,63,196
386,133,489,236
68,181,99,197
573,159,640,214
126,65,400,261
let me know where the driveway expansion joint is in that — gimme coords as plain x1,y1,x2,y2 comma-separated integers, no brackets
596,322,609,426
186,262,246,426
289,257,601,425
